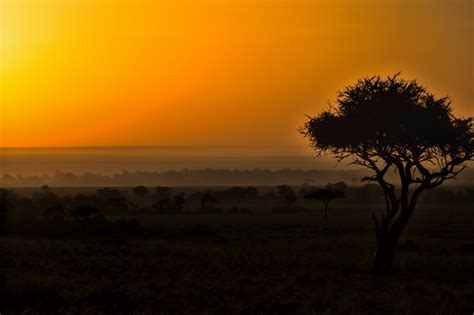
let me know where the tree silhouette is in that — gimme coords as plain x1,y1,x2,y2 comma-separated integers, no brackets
304,186,345,223
70,205,101,222
97,187,122,199
133,185,149,197
276,184,297,206
43,204,66,223
40,185,51,192
172,193,186,213
201,192,217,210
300,74,473,272
154,198,172,214
155,186,172,200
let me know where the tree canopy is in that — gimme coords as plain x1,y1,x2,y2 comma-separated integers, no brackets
300,74,473,190
304,188,345,203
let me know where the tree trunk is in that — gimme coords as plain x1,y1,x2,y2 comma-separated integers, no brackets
370,166,427,273
372,234,398,272
323,203,328,223
372,213,410,273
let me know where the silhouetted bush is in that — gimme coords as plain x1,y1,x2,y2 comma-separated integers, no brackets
153,198,171,214
70,205,101,222
97,187,122,199
200,192,218,210
32,191,59,209
74,194,100,206
133,185,149,196
276,185,297,205
222,187,258,202
153,194,186,214
155,186,172,200
102,197,129,212
172,193,186,213
43,205,66,223
40,185,51,192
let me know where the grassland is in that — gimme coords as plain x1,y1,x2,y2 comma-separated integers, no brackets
1,196,473,314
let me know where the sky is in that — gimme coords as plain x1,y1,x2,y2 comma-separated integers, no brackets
1,0,472,151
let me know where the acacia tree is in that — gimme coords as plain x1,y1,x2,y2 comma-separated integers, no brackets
300,74,473,272
304,186,345,223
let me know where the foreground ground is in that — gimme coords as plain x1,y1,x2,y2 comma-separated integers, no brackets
2,203,474,314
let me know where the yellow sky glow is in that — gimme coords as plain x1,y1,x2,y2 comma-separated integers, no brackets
1,0,472,149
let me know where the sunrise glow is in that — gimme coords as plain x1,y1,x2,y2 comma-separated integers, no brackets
1,0,472,148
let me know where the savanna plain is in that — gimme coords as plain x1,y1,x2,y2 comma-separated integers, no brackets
1,185,473,314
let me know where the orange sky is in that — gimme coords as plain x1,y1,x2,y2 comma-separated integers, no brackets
1,0,472,150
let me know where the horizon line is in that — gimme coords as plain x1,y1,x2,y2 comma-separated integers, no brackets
0,145,308,149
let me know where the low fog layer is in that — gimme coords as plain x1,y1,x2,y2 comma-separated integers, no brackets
1,147,473,187
1,169,370,187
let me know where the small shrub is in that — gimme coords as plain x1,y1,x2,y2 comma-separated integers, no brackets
70,205,101,222
133,185,149,196
43,205,66,223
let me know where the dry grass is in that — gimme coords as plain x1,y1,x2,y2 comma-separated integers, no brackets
1,202,473,314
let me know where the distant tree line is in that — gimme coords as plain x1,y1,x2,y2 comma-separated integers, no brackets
0,183,471,226
0,168,424,187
